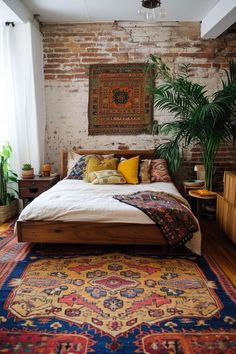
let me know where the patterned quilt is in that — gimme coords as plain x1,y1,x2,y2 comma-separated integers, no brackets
113,191,199,248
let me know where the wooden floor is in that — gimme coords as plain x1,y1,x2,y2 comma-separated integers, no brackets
1,217,236,287
201,217,236,287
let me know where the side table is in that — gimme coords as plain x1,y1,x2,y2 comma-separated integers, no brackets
183,184,204,199
188,190,217,218
18,175,60,208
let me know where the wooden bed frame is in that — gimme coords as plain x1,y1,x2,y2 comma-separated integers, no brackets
17,149,167,245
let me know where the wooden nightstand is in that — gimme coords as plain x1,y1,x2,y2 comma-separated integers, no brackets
18,175,60,208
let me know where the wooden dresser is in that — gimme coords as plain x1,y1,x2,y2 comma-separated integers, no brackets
216,171,236,244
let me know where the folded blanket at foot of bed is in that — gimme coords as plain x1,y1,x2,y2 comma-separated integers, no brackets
113,191,199,248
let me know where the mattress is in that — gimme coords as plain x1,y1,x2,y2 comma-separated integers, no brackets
18,180,201,254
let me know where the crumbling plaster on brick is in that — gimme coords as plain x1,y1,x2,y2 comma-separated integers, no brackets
42,21,236,172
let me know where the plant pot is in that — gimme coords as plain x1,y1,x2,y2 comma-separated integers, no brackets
0,199,18,224
21,169,34,179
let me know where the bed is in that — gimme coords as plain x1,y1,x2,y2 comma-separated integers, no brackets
16,149,201,254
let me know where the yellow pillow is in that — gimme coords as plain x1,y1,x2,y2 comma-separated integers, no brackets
84,156,119,182
118,156,139,184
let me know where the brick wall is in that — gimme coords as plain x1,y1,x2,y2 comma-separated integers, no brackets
174,144,236,192
42,22,236,188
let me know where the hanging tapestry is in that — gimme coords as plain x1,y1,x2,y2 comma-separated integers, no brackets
88,63,154,135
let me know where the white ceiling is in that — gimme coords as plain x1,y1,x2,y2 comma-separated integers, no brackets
1,0,234,39
20,0,220,23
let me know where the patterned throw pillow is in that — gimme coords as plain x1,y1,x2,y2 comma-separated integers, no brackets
67,151,82,176
67,155,87,180
150,159,171,182
139,159,151,183
67,153,115,180
89,170,126,184
118,156,139,184
84,156,119,182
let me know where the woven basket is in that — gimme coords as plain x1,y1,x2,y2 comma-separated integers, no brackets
0,199,18,224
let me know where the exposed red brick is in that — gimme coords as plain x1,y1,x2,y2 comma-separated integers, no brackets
54,48,71,53
79,43,95,48
45,75,56,80
80,52,110,57
42,22,236,183
81,58,113,63
191,64,212,68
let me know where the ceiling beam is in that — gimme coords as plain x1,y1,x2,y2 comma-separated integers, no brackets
201,0,236,39
2,0,33,23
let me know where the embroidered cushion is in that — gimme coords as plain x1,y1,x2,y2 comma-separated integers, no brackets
89,170,126,184
118,156,139,184
84,156,119,182
139,159,151,183
150,159,171,182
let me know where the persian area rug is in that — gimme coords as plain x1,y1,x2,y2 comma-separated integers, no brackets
0,219,15,241
0,237,235,353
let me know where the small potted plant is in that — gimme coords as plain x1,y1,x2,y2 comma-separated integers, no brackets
21,163,34,179
0,143,18,223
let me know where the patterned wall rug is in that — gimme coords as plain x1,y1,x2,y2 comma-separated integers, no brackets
0,224,235,353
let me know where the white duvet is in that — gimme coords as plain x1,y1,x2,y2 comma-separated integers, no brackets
18,180,201,255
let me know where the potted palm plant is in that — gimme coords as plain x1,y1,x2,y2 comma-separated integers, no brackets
148,55,236,190
0,143,18,223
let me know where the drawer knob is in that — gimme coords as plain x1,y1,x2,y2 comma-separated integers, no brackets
28,187,38,194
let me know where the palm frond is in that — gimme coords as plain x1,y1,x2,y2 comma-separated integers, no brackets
147,55,236,190
178,63,192,79
154,140,181,175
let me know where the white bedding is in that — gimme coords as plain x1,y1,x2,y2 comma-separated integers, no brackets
18,180,201,255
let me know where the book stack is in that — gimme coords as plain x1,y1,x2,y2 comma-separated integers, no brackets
192,189,217,196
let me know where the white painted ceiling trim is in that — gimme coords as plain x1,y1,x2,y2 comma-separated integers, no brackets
201,0,236,39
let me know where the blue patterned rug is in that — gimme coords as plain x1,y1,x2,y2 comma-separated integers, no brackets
0,231,235,353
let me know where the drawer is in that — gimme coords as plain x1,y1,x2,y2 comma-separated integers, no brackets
19,180,51,189
19,186,48,198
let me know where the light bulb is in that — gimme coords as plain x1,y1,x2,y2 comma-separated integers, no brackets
137,7,144,15
158,7,167,18
145,8,157,23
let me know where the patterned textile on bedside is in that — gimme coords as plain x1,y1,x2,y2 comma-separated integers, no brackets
139,159,151,183
113,191,198,248
150,159,171,182
89,170,126,184
84,156,119,182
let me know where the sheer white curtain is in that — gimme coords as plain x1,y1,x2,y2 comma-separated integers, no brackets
0,22,45,175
